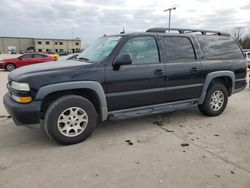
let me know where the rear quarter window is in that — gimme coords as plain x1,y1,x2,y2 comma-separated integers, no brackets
197,36,244,60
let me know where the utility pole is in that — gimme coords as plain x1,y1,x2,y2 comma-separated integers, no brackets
164,7,176,32
72,26,74,39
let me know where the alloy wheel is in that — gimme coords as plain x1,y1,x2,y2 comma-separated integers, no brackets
210,90,224,111
57,107,88,137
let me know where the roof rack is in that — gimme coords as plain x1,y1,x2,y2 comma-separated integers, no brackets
146,27,230,36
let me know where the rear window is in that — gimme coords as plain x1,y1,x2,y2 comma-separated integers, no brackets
197,36,244,60
163,36,196,62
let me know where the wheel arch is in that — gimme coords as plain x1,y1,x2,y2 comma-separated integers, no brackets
36,81,108,121
198,71,235,104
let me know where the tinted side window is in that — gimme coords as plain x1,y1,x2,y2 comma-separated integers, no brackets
163,37,195,62
197,36,244,60
21,54,33,59
34,54,47,58
119,36,159,64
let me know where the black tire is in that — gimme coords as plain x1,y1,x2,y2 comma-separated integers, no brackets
43,95,97,145
5,63,16,71
198,83,228,116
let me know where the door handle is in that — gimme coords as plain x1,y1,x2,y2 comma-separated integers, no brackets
154,69,164,75
191,67,199,73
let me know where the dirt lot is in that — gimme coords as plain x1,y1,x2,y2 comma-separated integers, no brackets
0,70,250,188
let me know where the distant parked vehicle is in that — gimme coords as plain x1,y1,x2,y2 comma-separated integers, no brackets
0,53,55,71
58,51,69,56
244,51,250,68
59,53,80,61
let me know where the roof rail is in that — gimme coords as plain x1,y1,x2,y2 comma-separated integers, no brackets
146,27,230,36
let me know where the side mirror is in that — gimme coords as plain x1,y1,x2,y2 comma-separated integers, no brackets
113,54,132,67
18,57,22,60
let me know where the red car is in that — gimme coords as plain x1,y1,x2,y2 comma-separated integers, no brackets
0,53,55,71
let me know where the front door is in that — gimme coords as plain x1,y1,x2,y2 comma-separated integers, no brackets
18,54,35,67
105,36,166,111
162,36,203,102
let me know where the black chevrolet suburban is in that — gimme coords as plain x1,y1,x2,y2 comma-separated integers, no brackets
4,27,247,145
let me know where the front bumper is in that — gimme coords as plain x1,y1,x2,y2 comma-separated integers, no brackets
0,63,5,69
3,93,41,126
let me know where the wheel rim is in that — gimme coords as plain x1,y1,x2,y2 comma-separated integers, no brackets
6,64,14,71
57,107,88,137
210,90,224,111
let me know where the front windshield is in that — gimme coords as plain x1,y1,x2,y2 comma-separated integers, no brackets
78,36,121,62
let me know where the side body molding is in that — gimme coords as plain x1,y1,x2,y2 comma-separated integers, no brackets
198,71,235,104
35,81,108,121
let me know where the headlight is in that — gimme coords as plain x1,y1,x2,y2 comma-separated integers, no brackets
11,81,30,91
0,60,5,63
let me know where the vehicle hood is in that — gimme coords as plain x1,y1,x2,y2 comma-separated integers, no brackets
8,60,91,82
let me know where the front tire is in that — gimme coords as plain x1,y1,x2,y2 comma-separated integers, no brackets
198,83,228,116
5,63,16,71
43,95,97,145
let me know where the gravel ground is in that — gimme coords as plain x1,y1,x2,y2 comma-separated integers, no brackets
0,70,249,187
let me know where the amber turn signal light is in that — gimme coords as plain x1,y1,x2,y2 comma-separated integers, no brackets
12,95,32,103
19,97,32,103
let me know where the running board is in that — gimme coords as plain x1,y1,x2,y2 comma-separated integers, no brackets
108,99,198,120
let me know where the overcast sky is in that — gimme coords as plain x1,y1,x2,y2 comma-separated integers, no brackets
0,0,250,47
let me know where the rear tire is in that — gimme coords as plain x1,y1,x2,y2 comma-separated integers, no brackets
5,63,16,71
198,83,228,116
43,95,97,145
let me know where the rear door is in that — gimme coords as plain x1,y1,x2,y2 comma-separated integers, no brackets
105,36,166,111
162,36,203,102
34,54,50,64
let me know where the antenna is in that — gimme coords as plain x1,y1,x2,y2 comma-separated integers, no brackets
120,27,125,34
